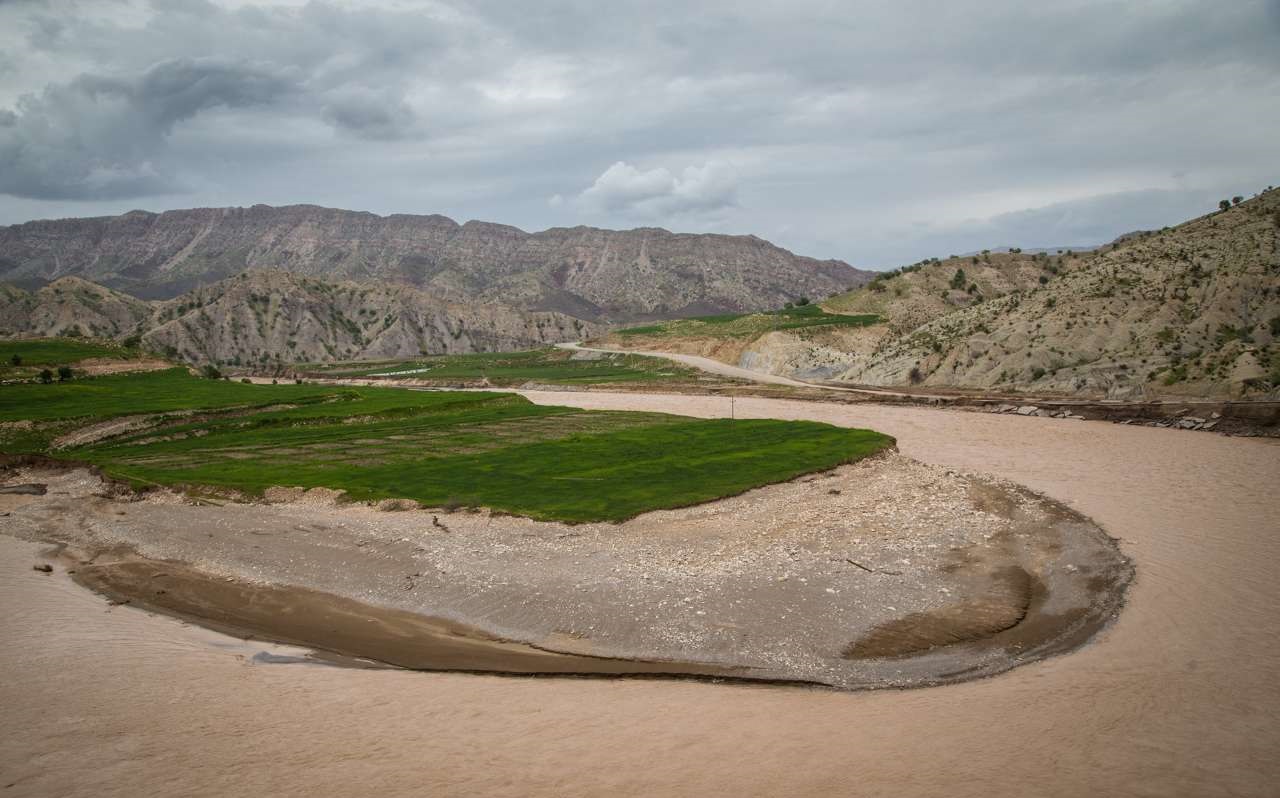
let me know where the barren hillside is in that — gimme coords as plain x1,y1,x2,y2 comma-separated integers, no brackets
0,270,598,367
0,278,152,340
604,188,1280,399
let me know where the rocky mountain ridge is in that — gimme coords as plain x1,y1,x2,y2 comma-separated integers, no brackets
0,204,870,321
0,270,598,366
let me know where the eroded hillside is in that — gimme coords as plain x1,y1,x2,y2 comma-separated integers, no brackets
0,270,599,367
603,189,1280,399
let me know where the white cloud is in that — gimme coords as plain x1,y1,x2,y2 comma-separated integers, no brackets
577,160,738,218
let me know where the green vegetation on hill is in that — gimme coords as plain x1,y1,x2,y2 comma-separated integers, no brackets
1,368,892,523
305,347,702,385
616,304,880,339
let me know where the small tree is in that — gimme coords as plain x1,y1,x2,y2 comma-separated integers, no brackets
1232,196,1243,206
9,354,20,367
38,369,53,384
57,365,72,382
796,296,810,306
1219,199,1231,212
202,364,223,380
950,268,967,290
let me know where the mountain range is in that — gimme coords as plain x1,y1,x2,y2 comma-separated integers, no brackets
0,204,870,322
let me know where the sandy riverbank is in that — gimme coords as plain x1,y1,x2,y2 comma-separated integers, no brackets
1,445,1128,689
2,393,1279,796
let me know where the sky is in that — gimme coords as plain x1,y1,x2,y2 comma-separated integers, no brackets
0,0,1277,268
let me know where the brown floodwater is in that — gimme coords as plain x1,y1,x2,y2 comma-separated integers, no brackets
2,393,1279,797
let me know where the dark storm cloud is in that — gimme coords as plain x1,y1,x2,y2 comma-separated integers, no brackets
0,0,1276,265
322,92,418,140
0,56,299,199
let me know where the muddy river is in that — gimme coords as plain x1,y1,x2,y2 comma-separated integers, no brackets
2,393,1278,797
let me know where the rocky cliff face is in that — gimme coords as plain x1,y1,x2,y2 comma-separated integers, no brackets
0,270,598,366
0,204,870,321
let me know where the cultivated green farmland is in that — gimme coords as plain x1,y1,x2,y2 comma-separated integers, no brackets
615,304,880,339
1,368,893,522
0,337,135,374
305,347,701,385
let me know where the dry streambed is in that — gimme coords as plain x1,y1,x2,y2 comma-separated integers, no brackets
2,449,1130,690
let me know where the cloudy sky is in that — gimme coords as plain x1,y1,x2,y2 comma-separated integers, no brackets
0,0,1277,268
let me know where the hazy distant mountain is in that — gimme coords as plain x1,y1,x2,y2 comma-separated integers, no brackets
0,204,871,322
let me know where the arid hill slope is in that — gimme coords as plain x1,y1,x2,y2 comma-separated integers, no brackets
604,189,1280,399
0,278,152,340
0,270,597,366
0,204,870,321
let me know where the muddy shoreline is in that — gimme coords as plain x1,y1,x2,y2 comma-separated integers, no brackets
3,449,1132,690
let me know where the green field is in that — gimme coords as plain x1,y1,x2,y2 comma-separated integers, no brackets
305,347,705,385
615,304,880,338
1,369,892,523
0,337,133,369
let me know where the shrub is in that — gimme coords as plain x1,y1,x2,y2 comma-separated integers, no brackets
9,354,20,367
57,365,73,381
1163,364,1188,385
122,334,143,349
796,297,810,306
1031,367,1046,380
908,366,923,384
38,369,53,384
950,268,967,290
1232,196,1243,206
202,365,223,380
1219,199,1231,212
240,377,252,384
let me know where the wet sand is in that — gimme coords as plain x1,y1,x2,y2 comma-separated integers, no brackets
3,451,1129,689
2,393,1279,796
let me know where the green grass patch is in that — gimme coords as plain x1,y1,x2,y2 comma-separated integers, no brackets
615,306,880,339
0,368,337,423
1,368,893,523
1,337,133,368
307,347,700,385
